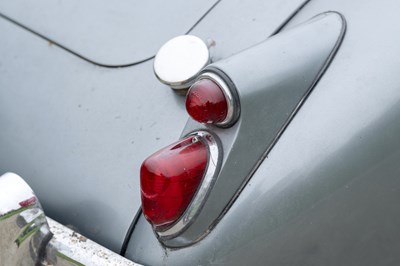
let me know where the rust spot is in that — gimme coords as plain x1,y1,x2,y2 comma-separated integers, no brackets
48,41,54,47
79,235,87,242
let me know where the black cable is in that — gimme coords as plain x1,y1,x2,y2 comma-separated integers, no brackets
120,208,142,256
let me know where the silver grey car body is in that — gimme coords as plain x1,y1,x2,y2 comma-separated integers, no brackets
1,0,400,265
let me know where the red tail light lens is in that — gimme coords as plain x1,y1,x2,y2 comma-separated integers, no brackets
140,136,208,229
186,78,228,124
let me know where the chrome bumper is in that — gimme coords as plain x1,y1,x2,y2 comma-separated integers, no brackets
0,172,140,266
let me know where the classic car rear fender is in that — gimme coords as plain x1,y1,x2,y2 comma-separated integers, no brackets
125,0,400,265
155,11,346,247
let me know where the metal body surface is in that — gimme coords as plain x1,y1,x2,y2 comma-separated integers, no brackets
0,0,218,66
3,0,400,265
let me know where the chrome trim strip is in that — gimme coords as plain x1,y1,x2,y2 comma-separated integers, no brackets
45,218,140,266
198,72,236,126
157,131,220,238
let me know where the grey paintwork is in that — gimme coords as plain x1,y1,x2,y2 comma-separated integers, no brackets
0,15,186,252
4,0,399,265
126,0,400,265
0,0,217,66
162,11,345,247
0,0,306,253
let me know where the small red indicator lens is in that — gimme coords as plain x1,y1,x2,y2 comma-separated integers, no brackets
18,196,37,208
186,79,228,124
140,136,208,228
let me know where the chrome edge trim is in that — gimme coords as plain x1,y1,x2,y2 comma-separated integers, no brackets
157,130,220,238
0,173,142,266
198,72,235,126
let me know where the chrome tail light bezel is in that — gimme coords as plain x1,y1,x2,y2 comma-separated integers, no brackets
155,130,222,240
